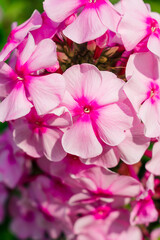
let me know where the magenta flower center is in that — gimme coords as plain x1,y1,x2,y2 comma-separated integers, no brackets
93,205,111,219
89,0,97,3
147,18,159,33
83,106,92,113
151,19,159,33
17,76,24,81
146,82,160,104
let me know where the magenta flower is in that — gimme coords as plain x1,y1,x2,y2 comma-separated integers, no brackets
43,0,120,43
118,0,160,57
62,64,132,158
0,10,42,61
130,194,158,226
0,34,65,122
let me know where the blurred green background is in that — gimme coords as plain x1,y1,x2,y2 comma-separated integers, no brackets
0,0,159,239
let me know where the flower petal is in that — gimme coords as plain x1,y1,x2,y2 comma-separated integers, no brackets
96,0,121,32
43,0,84,23
42,128,66,161
139,99,160,137
24,38,57,73
62,115,102,158
148,34,160,58
26,74,65,115
0,10,42,61
63,5,108,44
96,103,132,146
118,0,149,50
63,64,102,101
13,119,43,158
0,62,17,97
0,82,32,122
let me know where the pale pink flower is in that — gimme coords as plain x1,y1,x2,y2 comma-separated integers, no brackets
62,64,133,158
0,33,65,122
124,51,160,138
118,0,160,57
43,0,121,44
0,10,42,61
146,141,160,176
81,108,150,168
12,107,71,161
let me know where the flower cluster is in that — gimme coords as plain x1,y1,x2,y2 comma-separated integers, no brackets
0,0,160,239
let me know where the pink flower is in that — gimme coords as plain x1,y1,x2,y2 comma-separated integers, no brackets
0,129,25,188
124,51,160,138
43,0,120,43
146,141,160,176
62,64,132,158
10,195,47,240
12,107,71,161
151,228,160,240
81,108,150,168
37,154,91,187
70,166,141,205
130,194,158,226
130,174,158,226
0,184,7,223
0,33,65,122
28,175,74,237
118,0,160,57
74,209,143,240
0,10,42,61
